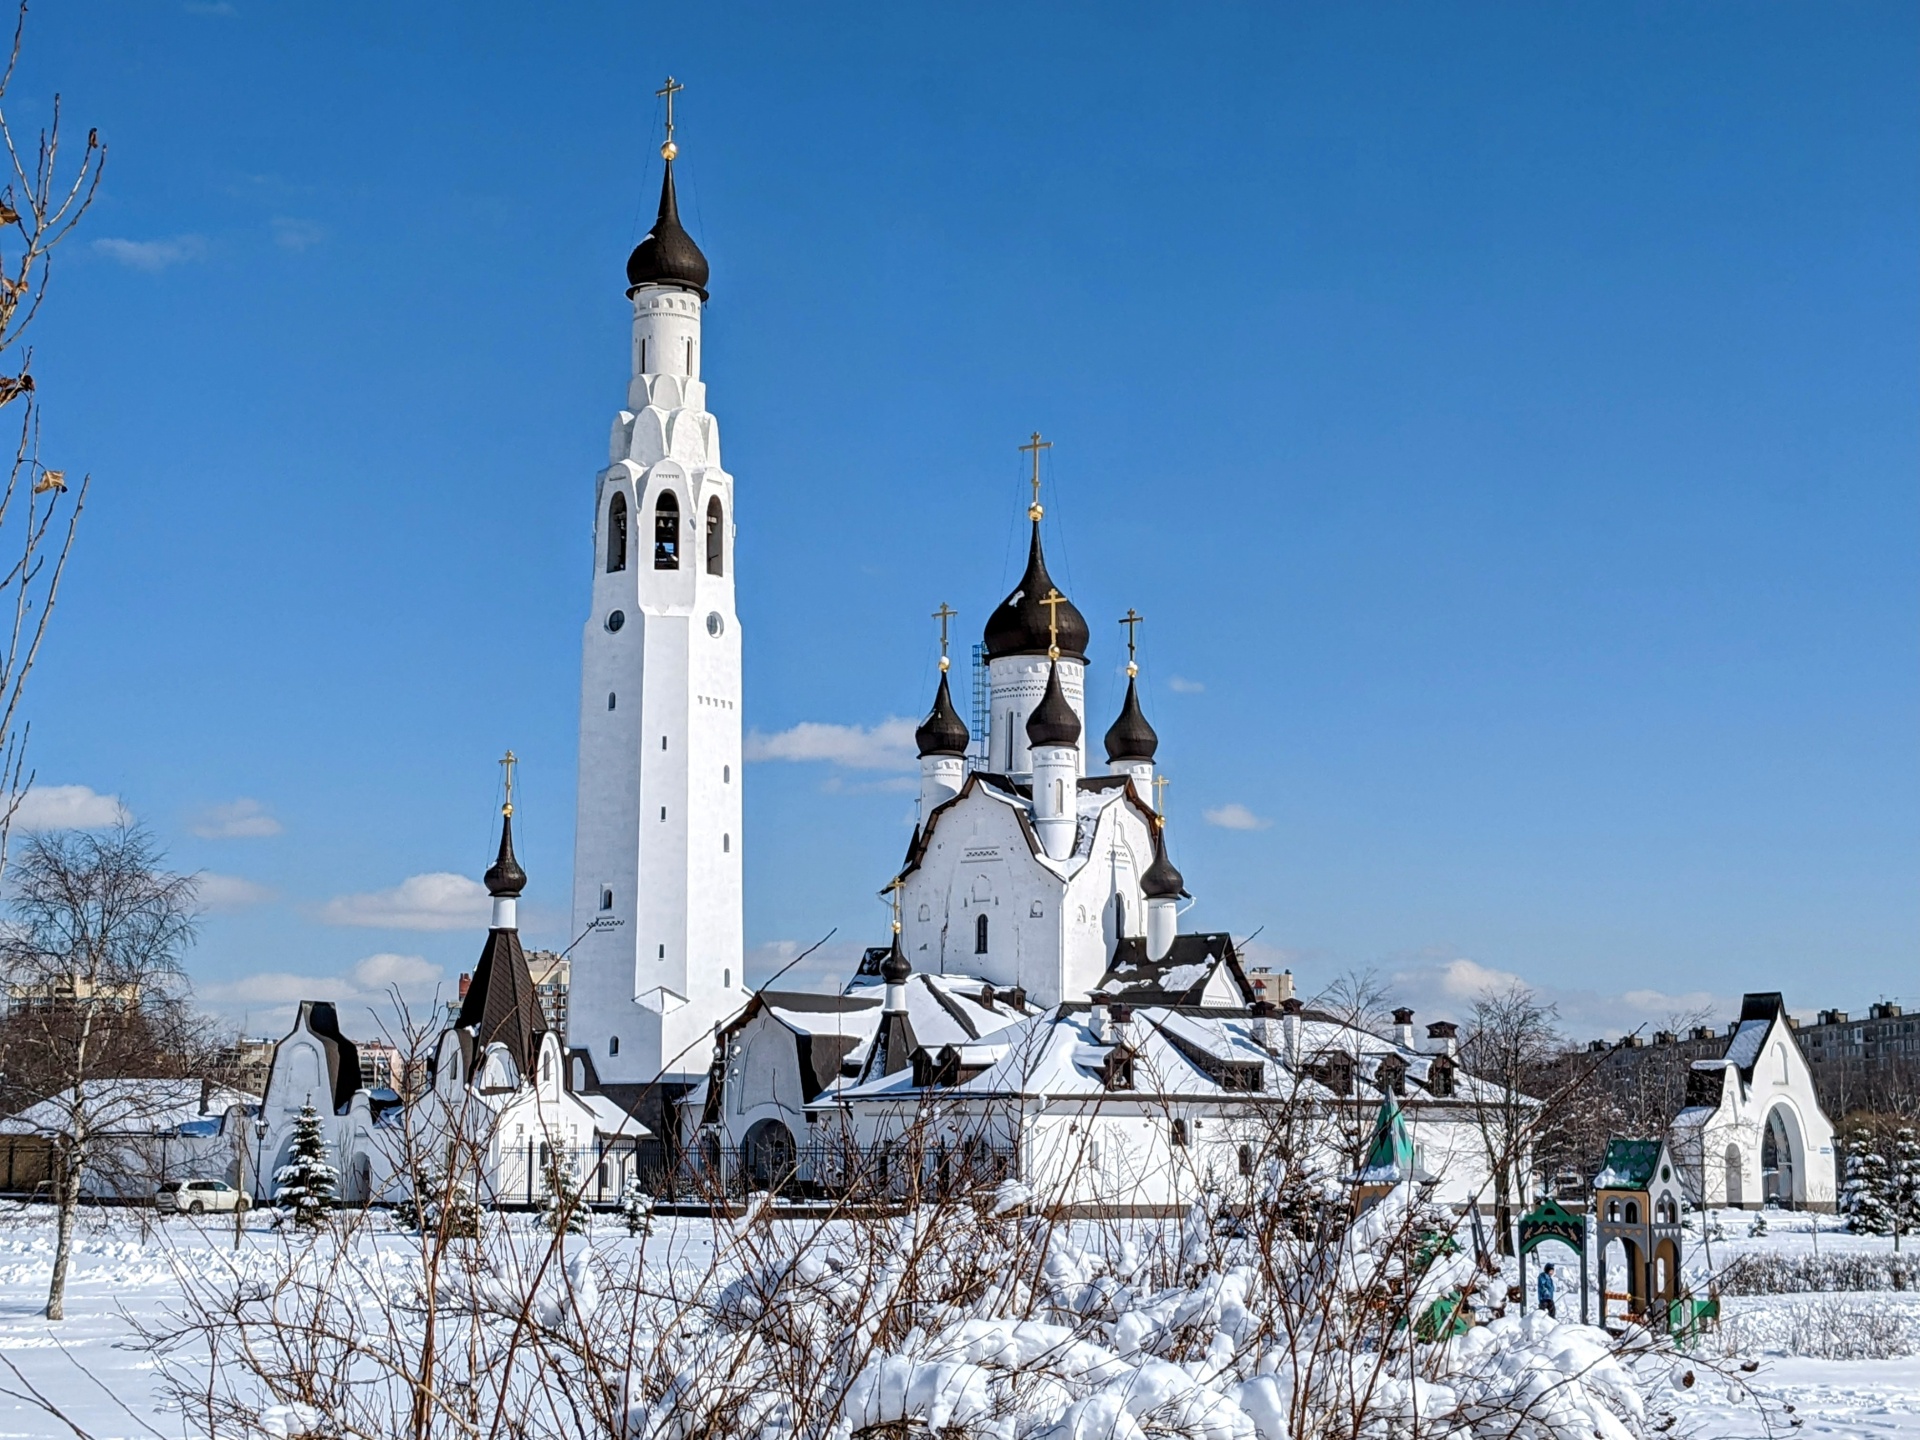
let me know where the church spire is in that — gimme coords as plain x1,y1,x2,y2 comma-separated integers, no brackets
626,78,709,299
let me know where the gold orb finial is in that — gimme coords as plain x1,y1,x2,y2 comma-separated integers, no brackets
661,139,678,161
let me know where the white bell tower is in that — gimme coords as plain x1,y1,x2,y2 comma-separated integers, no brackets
570,90,743,1096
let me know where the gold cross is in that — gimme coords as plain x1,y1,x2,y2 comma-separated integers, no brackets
933,602,957,673
1039,588,1067,661
1119,608,1143,678
1152,773,1169,819
886,876,905,934
657,76,685,159
500,750,518,818
1019,432,1051,521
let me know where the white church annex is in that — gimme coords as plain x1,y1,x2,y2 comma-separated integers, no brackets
1670,992,1837,1211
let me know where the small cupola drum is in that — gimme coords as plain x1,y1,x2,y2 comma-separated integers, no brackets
1028,661,1081,860
1141,831,1185,961
915,670,970,827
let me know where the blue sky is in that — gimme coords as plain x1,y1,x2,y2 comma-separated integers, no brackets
13,2,1916,1039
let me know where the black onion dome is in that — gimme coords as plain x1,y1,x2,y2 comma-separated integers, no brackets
483,814,527,900
625,162,709,299
1026,661,1082,748
1104,677,1159,764
984,524,1089,662
880,934,911,985
914,673,970,757
1141,833,1185,899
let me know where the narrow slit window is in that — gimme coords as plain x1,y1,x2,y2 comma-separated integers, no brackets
685,337,693,373
609,1036,620,1056
639,337,647,373
723,833,730,853
600,887,613,912
705,497,724,576
654,491,680,568
606,492,628,572
657,944,665,959
607,692,617,711
975,913,989,955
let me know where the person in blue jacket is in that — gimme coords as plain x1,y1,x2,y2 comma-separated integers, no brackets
1536,1261,1557,1318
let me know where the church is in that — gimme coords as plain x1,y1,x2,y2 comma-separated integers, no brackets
250,90,1517,1217
580,99,1516,1213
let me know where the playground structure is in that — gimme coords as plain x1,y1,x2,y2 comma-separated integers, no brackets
1516,1197,1590,1326
1592,1136,1718,1342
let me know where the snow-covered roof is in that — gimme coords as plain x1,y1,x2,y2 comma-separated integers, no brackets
1098,934,1249,1006
830,1000,1501,1110
0,1081,259,1138
578,1093,652,1140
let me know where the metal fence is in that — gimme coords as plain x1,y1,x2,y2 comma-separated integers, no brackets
631,1136,1019,1205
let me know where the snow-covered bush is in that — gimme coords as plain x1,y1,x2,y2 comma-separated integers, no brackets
272,1102,335,1229
1719,1297,1918,1361
1717,1250,1920,1295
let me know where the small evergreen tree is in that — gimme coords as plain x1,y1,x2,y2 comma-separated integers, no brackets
538,1147,589,1235
617,1179,654,1237
1747,1210,1768,1238
274,1102,336,1229
1843,1125,1894,1236
395,1163,482,1239
1891,1126,1920,1252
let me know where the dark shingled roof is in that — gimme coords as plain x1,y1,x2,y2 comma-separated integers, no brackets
626,162,710,299
914,672,970,757
984,523,1089,661
1104,677,1159,764
455,814,547,1083
1098,933,1251,1006
1026,661,1082,748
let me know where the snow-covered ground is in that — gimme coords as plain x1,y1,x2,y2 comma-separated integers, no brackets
0,1204,1912,1438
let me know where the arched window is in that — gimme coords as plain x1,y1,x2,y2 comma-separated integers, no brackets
541,1050,552,1082
975,913,989,954
609,1036,620,1057
706,497,724,576
654,492,680,569
606,492,628,572
600,887,613,912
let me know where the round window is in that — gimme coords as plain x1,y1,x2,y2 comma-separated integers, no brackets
606,610,625,633
705,611,724,637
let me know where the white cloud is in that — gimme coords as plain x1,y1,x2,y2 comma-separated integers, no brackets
351,953,441,989
745,717,918,772
12,784,129,831
202,971,357,1005
92,235,207,272
1168,676,1205,694
271,217,325,251
320,872,490,931
1203,802,1271,831
190,797,283,839
199,953,441,1017
197,873,276,913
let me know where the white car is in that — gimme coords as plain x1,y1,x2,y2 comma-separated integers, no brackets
155,1179,251,1215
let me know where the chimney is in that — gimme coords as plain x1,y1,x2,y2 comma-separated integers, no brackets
1249,999,1277,1052
1089,992,1111,1045
1689,1026,1716,1041
458,972,473,1001
1588,1039,1608,1053
1653,1030,1677,1046
1424,1020,1458,1058
1281,997,1304,1064
1392,1007,1416,1050
1109,1002,1133,1049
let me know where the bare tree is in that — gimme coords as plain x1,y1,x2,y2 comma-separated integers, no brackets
0,4,102,875
0,824,199,1319
1460,981,1562,1253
